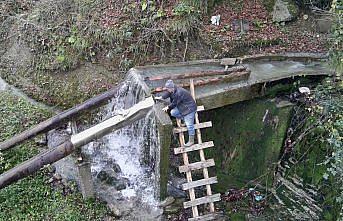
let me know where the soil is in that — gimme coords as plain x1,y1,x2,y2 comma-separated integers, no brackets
0,0,330,109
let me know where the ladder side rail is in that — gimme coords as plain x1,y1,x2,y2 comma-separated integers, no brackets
177,119,199,217
190,79,215,213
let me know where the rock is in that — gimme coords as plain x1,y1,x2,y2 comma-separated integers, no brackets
114,179,127,191
97,169,119,185
163,198,184,215
158,196,175,207
316,17,333,33
272,0,299,23
164,205,180,215
167,183,187,198
112,163,122,174
97,169,128,190
108,203,122,218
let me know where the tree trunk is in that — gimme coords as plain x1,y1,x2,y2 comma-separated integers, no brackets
0,84,123,151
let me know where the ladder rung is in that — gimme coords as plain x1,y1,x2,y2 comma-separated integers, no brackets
173,121,212,133
182,177,218,190
197,105,205,112
179,159,215,173
174,141,214,155
184,193,221,208
188,213,217,221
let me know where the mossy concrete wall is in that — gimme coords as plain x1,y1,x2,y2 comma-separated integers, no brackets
200,98,293,192
154,103,173,199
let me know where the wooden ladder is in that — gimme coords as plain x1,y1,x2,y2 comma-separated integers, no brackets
173,79,220,221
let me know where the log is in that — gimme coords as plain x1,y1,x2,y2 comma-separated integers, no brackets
151,70,250,93
0,97,155,189
180,70,250,87
146,66,247,81
0,84,123,151
0,141,75,189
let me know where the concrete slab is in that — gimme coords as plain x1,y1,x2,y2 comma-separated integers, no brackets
131,54,332,110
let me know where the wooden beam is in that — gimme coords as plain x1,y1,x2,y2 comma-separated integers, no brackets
183,193,221,208
179,159,215,173
71,97,155,147
173,121,212,133
0,85,123,151
146,66,246,81
182,177,218,190
151,71,250,93
174,141,214,155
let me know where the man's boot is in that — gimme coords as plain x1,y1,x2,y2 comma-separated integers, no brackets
184,135,194,147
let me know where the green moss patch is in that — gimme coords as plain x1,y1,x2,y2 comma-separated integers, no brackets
200,98,292,192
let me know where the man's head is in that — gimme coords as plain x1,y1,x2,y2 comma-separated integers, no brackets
165,79,175,93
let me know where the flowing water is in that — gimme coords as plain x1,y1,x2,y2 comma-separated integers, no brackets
83,73,162,218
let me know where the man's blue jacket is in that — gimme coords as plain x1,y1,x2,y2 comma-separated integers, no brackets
162,86,197,116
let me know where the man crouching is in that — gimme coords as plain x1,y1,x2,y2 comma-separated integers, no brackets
156,79,196,147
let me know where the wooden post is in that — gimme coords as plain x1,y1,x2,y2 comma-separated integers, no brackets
70,120,95,199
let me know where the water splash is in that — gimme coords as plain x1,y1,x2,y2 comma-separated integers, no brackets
85,73,160,206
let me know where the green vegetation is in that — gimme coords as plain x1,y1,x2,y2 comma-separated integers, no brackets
0,92,108,221
330,0,343,73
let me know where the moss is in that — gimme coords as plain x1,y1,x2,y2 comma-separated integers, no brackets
200,98,292,191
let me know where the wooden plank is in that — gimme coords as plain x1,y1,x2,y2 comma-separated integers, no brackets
173,121,212,133
151,70,250,93
176,118,199,217
71,97,154,147
188,213,217,221
190,79,216,213
184,194,221,208
174,141,214,155
182,177,218,190
146,65,246,81
179,159,215,173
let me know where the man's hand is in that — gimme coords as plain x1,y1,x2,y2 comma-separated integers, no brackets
162,106,169,112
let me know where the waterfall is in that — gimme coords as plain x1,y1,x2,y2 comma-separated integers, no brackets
84,72,160,207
